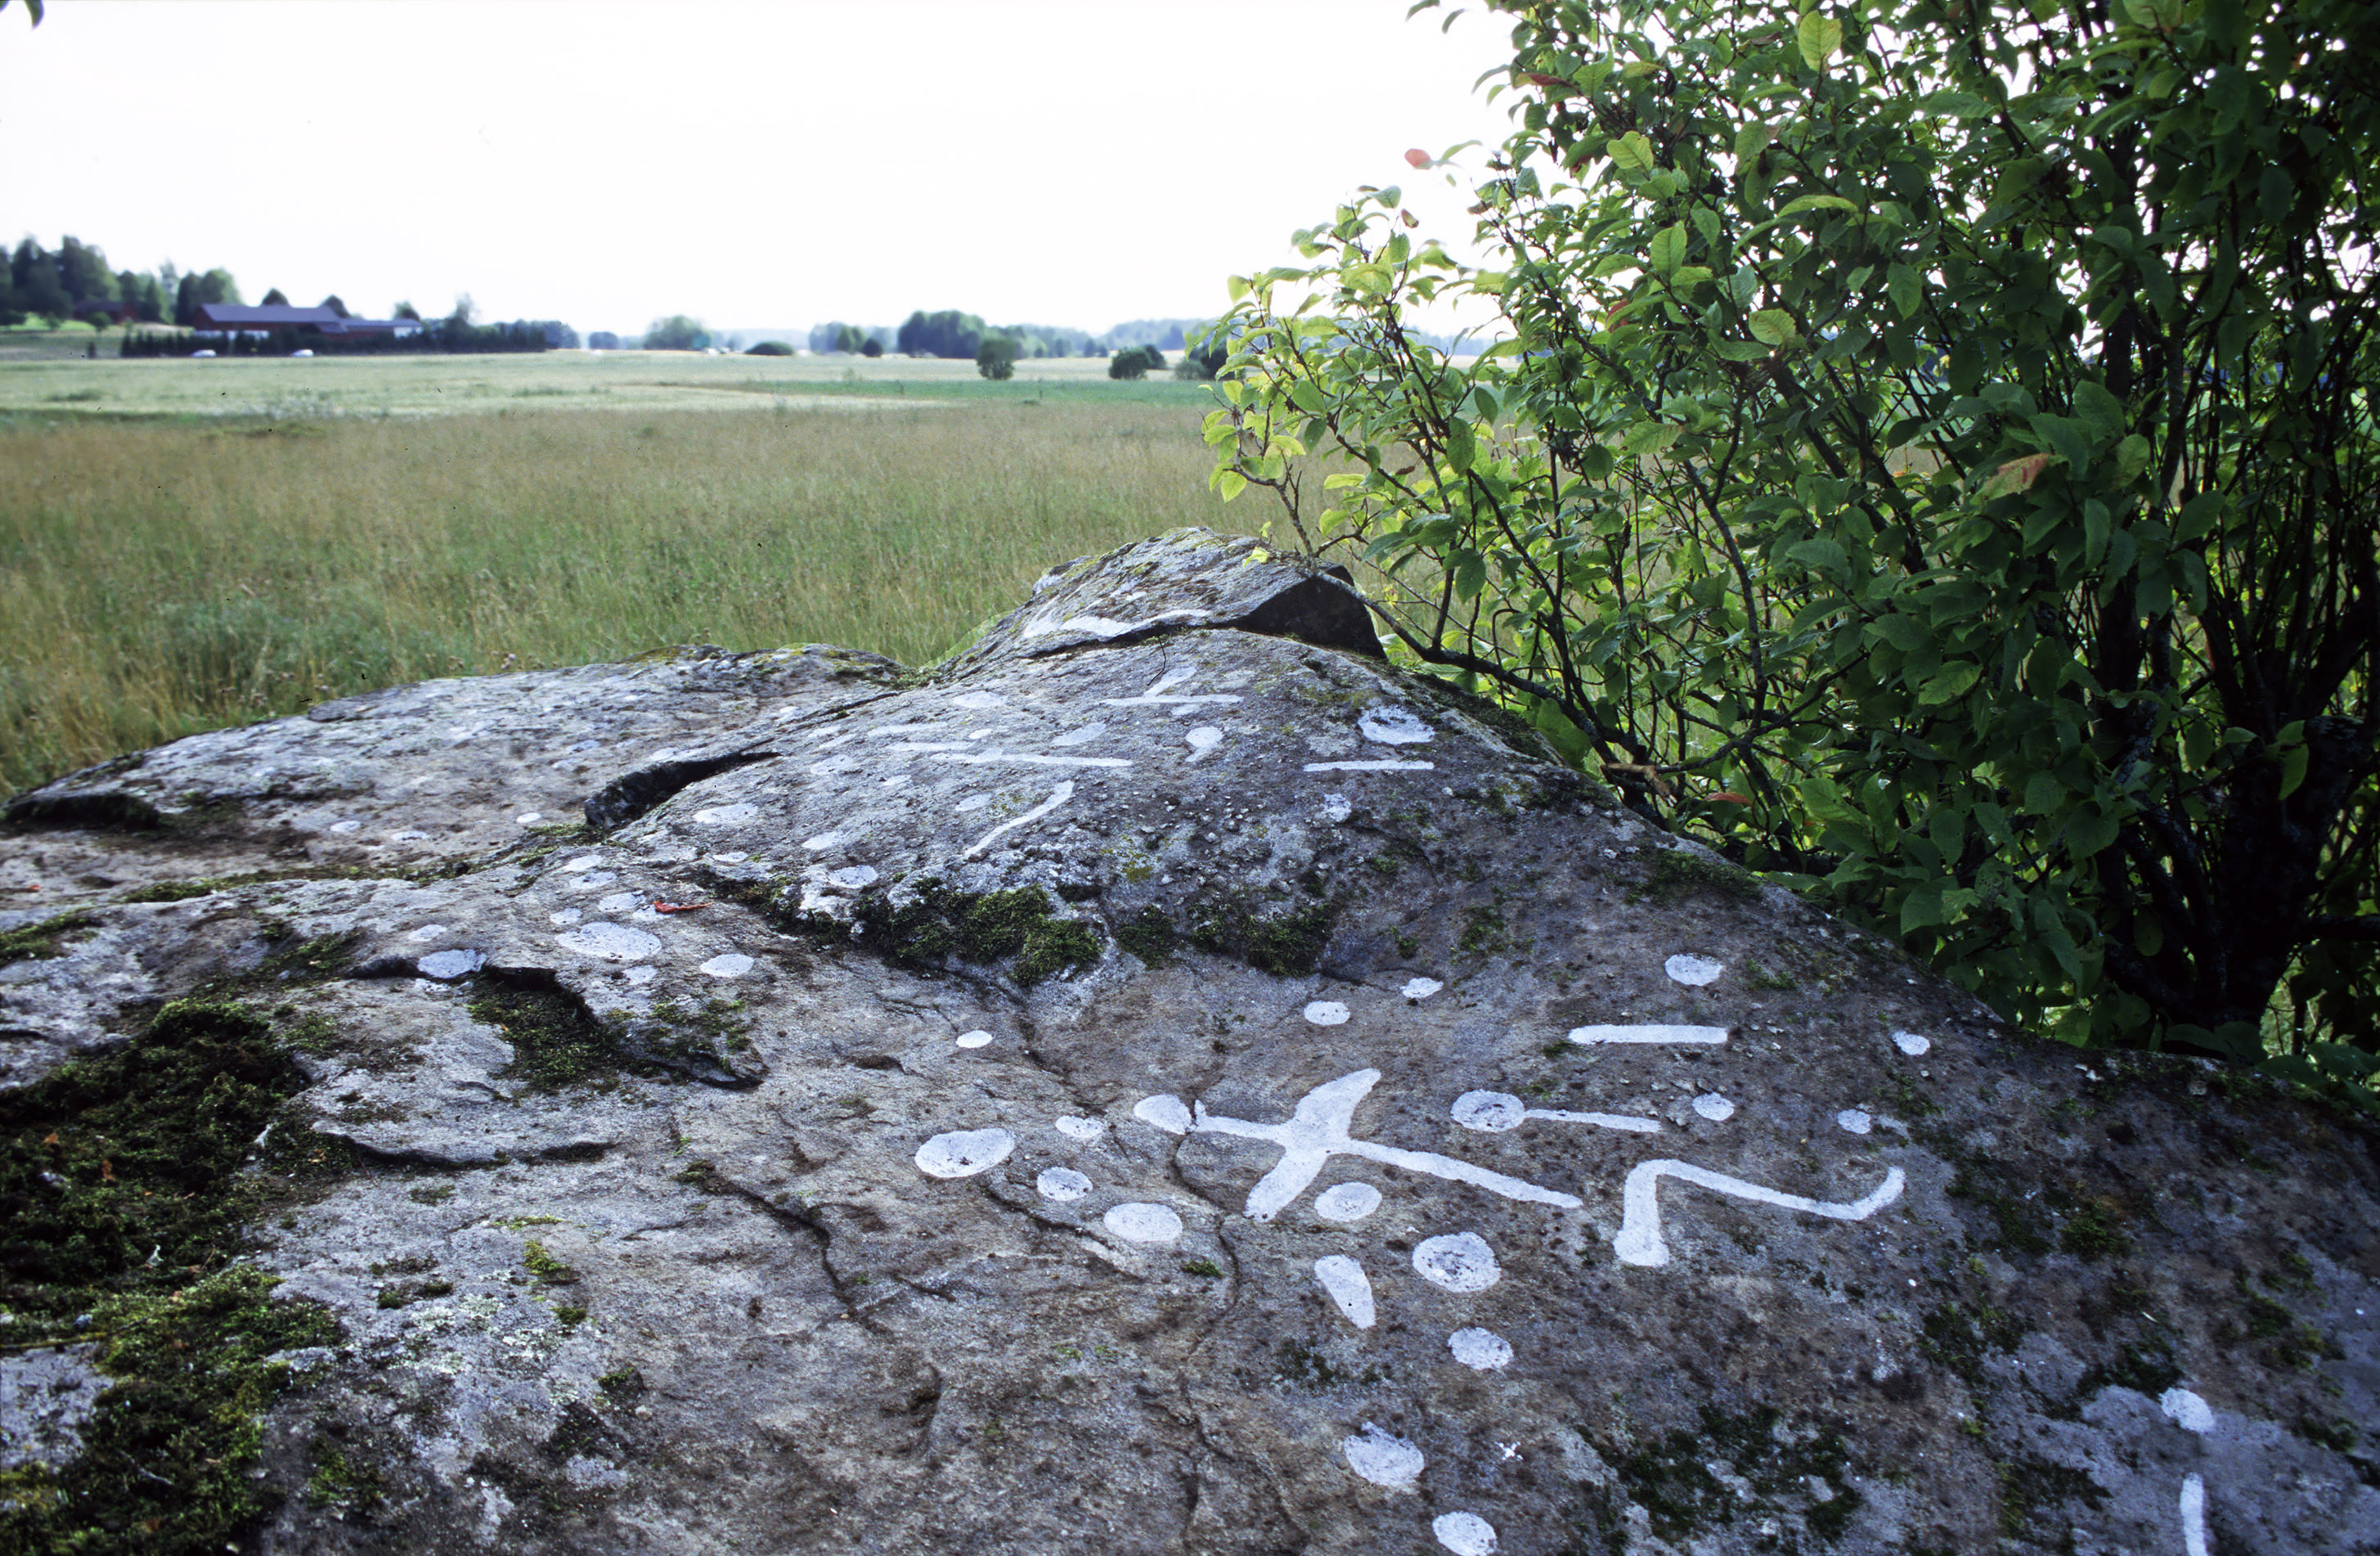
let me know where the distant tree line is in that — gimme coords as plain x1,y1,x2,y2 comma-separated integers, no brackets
0,234,232,328
119,317,577,358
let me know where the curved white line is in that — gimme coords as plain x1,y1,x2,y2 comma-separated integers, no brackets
963,780,1075,860
1614,1159,1906,1267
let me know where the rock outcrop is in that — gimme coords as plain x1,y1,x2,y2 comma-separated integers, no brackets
2,528,2374,1554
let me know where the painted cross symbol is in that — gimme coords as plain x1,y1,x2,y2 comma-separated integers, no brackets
1135,1068,1584,1221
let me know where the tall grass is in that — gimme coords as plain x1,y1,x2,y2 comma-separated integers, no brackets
0,401,1241,792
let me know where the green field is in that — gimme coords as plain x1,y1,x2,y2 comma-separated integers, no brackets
0,351,1245,794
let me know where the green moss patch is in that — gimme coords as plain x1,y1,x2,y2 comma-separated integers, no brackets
1114,907,1179,967
1185,896,1339,978
0,908,96,969
842,879,1105,984
1644,848,1764,904
469,971,628,1090
1,998,315,1293
0,1268,340,1554
1596,1405,1861,1546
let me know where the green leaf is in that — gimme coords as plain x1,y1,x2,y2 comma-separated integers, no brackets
1610,132,1655,173
1732,122,1772,165
1649,223,1686,277
2115,434,2152,484
1779,193,1859,215
2072,379,2127,445
1918,662,1981,704
1215,470,1248,502
1715,339,1771,362
1887,263,1921,318
1796,11,1843,70
2279,741,2310,799
2064,806,2118,860
1749,308,1798,346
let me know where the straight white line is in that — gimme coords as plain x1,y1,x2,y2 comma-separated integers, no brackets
1568,1024,1731,1046
1304,760,1435,772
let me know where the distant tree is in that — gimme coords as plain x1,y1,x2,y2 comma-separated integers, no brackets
56,237,115,303
319,295,348,318
860,337,883,358
115,270,164,323
447,294,477,327
976,335,1018,380
1107,348,1152,381
392,300,422,322
260,287,290,308
587,331,621,350
11,240,70,324
746,340,793,356
1175,338,1228,380
896,308,989,359
643,314,707,351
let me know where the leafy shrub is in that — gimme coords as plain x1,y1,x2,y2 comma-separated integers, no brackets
745,340,793,356
977,335,1019,380
1108,345,1164,380
1210,0,2380,1085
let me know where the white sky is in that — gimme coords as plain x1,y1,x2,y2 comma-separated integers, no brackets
0,0,1519,338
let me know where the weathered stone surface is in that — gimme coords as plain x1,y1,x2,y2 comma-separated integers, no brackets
2,528,2375,1555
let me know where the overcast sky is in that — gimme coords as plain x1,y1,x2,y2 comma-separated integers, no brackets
0,0,1518,337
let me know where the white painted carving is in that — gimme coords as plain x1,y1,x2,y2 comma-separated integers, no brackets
691,803,757,825
1322,793,1353,823
1102,1203,1183,1243
1693,1093,1736,1122
1402,976,1443,1000
1892,1030,1932,1056
2180,1473,2209,1556
557,922,662,962
1304,759,1436,773
1303,1000,1351,1027
2161,1387,2215,1434
1413,1232,1501,1292
954,1029,993,1050
1342,1423,1425,1489
1448,1328,1512,1370
623,965,657,986
417,949,483,980
950,690,1007,709
550,908,582,926
1359,706,1435,745
915,1128,1015,1179
964,780,1075,860
1156,1070,1583,1221
1102,667,1241,710
1835,1109,1873,1136
1036,1167,1091,1202
891,744,1132,771
1185,726,1224,762
1613,1159,1906,1268
598,891,644,915
1451,1089,1661,1136
697,952,752,978
1432,1511,1498,1554
565,870,617,893
408,924,450,942
1568,1023,1730,1046
1315,1182,1381,1222
826,866,878,890
801,830,846,852
1665,953,1724,986
1314,1255,1376,1328
1052,722,1108,747
1134,1095,1192,1134
1054,1116,1107,1141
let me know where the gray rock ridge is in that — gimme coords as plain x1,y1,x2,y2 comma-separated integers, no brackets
944,528,1382,672
0,529,2370,1556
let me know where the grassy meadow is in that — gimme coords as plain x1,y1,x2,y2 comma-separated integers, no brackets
0,352,1244,793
